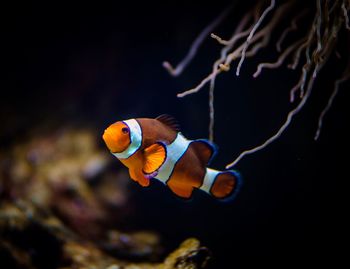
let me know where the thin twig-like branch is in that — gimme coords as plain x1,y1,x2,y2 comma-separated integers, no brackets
288,41,308,70
226,55,331,169
177,72,221,98
178,2,290,98
226,66,317,169
208,12,254,141
289,16,318,102
342,1,350,30
253,38,306,78
314,69,350,140
236,0,276,76
276,9,308,52
290,79,303,103
299,26,315,98
162,5,233,77
165,0,349,168
226,2,340,168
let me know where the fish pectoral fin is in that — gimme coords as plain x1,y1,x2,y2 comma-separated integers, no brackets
143,142,166,174
190,139,218,166
167,180,194,199
129,169,150,187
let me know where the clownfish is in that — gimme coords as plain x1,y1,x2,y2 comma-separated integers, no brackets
102,115,242,200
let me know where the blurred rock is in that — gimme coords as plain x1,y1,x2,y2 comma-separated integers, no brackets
0,128,210,268
0,128,128,238
0,202,210,269
103,230,162,261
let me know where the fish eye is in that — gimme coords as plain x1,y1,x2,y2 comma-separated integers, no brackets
121,127,129,134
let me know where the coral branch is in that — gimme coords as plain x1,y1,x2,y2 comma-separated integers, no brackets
290,78,303,103
299,22,316,98
236,0,276,76
315,0,323,54
288,40,308,70
225,2,291,69
178,3,290,98
276,9,308,52
342,1,350,30
226,60,327,169
253,38,306,78
314,69,350,140
162,5,233,77
166,0,349,168
208,12,254,141
177,72,220,98
313,7,349,139
226,76,314,169
208,87,215,141
227,2,340,168
211,6,258,46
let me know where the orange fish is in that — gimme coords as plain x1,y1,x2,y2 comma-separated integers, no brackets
102,115,242,200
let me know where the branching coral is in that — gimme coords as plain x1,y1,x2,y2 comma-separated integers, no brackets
164,0,350,169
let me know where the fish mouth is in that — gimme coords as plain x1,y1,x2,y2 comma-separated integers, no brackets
102,128,115,152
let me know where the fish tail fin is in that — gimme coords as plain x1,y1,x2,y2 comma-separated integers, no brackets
200,168,242,201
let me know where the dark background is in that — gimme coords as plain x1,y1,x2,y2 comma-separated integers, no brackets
2,1,349,268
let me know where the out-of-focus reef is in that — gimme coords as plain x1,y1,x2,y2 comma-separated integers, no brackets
0,128,209,269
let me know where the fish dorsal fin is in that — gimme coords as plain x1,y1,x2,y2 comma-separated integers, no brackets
143,143,167,174
156,114,180,132
190,139,217,166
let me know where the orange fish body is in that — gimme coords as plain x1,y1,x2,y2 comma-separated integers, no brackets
102,115,241,200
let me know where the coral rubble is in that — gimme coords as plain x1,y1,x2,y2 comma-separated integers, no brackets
0,202,209,269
